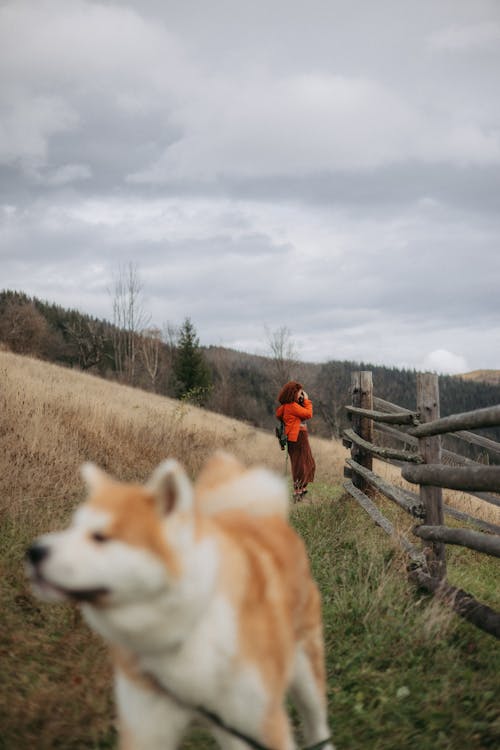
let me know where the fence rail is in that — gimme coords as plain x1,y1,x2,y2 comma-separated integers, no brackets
343,371,500,639
402,464,500,492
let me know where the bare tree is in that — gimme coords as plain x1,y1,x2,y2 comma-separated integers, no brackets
111,263,150,383
265,325,299,388
162,322,178,359
139,327,162,391
206,346,234,414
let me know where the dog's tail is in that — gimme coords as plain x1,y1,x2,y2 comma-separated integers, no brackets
194,451,289,518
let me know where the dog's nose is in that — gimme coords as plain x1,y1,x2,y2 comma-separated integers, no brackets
26,543,50,566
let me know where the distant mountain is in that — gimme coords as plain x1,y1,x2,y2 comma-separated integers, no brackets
458,370,500,387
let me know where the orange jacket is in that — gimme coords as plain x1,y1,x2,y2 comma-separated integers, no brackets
276,399,313,442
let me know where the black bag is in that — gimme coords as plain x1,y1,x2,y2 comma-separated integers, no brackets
275,419,287,451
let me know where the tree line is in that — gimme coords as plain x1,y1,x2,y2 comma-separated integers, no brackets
1,286,500,447
0,288,210,404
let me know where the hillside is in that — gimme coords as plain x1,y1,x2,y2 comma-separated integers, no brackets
459,370,500,386
0,350,343,510
1,351,500,749
2,289,500,444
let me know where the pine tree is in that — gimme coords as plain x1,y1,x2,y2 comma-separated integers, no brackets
173,318,212,403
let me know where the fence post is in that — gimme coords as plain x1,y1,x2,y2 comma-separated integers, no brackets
351,371,373,493
416,373,446,580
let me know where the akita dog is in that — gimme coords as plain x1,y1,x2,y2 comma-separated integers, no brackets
26,452,333,750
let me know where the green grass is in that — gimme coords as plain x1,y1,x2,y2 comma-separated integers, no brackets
293,494,500,750
1,488,499,749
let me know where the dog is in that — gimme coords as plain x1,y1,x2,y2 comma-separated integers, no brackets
26,452,334,750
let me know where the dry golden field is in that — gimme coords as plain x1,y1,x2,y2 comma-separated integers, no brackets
458,369,500,386
1,349,498,527
1,348,498,567
0,349,344,520
0,350,344,749
1,350,500,749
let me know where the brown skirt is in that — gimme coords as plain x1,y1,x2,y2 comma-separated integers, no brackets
287,430,315,491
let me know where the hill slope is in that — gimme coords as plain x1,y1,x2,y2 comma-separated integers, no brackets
0,350,344,516
459,369,500,386
1,351,499,750
3,289,500,442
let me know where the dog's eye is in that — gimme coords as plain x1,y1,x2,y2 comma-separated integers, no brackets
91,532,109,543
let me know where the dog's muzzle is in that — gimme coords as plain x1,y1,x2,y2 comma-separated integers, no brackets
25,543,110,604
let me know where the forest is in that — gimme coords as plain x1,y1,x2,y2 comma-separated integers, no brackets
1,288,500,444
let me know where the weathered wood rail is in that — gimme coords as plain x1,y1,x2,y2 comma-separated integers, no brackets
343,371,500,639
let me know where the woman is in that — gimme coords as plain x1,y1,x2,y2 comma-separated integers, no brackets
276,381,316,501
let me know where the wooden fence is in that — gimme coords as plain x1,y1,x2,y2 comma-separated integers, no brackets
342,371,500,639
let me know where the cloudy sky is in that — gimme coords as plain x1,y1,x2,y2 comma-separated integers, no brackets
1,0,499,373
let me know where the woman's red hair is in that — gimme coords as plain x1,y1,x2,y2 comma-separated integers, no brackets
277,381,303,405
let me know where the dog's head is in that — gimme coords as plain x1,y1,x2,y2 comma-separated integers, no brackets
26,459,194,607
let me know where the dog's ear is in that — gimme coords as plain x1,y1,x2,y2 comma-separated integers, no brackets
146,459,193,515
81,462,110,491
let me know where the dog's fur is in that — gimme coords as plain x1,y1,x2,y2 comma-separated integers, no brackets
26,452,333,750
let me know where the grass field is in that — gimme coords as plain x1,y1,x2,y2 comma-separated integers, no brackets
1,351,499,749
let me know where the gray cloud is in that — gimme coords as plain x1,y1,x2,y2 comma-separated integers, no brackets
1,0,499,373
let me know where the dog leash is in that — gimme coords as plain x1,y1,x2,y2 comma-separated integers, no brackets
192,702,332,750
141,668,332,750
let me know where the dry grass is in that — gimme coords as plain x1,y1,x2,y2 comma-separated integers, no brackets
0,350,344,520
458,369,500,385
374,458,500,527
0,351,345,749
2,351,499,749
